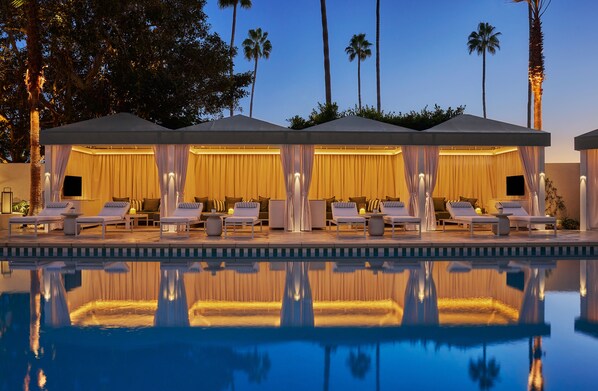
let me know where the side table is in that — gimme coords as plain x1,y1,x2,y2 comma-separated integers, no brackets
205,213,225,236
366,213,386,236
61,212,82,235
491,213,512,236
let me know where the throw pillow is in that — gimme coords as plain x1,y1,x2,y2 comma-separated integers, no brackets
324,196,336,213
459,196,478,208
112,196,130,202
131,199,142,212
258,196,270,213
142,198,160,212
225,196,243,210
366,199,380,212
194,196,209,212
386,196,400,202
432,197,446,212
213,199,226,212
349,196,367,211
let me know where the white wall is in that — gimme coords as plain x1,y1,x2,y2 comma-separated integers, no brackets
546,163,580,220
0,163,45,203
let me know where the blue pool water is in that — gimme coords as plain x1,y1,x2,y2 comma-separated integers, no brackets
1,259,598,390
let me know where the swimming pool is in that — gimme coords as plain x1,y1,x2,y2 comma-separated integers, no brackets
1,259,597,390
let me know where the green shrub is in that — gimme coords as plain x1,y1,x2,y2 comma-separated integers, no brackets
12,200,29,216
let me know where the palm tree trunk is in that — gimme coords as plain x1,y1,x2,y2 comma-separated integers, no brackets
482,50,486,118
532,80,542,130
527,2,532,128
320,0,332,104
26,0,43,216
323,346,331,391
249,57,258,118
376,343,380,391
229,2,238,117
375,0,381,113
357,59,362,110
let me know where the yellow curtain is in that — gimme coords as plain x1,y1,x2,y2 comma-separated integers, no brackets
186,153,286,200
494,150,524,201
310,154,406,200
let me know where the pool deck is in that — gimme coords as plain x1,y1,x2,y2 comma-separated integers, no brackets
3,225,598,262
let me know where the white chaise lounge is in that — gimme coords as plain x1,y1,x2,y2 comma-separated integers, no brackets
159,202,203,238
496,201,557,236
446,201,499,237
75,201,130,239
223,202,262,238
8,201,73,238
330,202,366,238
379,201,422,238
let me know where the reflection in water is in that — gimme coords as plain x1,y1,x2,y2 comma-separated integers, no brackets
469,343,501,390
519,269,546,324
528,336,544,391
402,261,438,325
42,270,71,327
154,267,189,327
280,262,314,327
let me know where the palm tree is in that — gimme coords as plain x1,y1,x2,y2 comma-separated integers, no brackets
467,22,501,119
345,33,372,110
319,0,331,105
218,0,252,117
13,0,44,215
375,0,381,113
346,347,371,380
469,343,501,390
242,28,272,118
514,0,549,130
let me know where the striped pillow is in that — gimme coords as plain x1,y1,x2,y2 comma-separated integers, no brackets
366,199,379,212
131,199,143,211
213,199,226,212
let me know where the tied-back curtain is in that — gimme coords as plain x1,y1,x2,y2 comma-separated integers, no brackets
588,150,598,229
518,146,541,216
423,146,439,230
280,145,295,231
280,262,314,327
402,146,419,217
300,145,315,231
153,145,170,218
50,145,72,202
154,269,190,327
174,145,190,204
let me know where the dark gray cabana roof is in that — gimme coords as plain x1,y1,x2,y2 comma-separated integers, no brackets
424,114,550,146
40,113,170,145
574,129,598,151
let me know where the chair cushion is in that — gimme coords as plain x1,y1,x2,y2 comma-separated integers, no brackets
225,196,243,211
142,198,160,212
459,196,478,208
335,216,366,223
433,197,446,212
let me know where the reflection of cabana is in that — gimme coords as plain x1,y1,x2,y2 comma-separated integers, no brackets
42,269,71,327
575,130,598,230
154,268,190,327
576,260,598,337
402,262,438,325
280,262,314,327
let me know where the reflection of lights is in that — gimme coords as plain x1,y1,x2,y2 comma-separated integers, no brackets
581,287,587,297
293,293,301,301
37,369,47,389
168,292,176,301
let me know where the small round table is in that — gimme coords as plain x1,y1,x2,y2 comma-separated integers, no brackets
366,213,386,236
61,212,82,235
492,213,512,236
205,212,225,236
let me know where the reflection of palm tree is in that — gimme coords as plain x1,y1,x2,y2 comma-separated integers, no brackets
244,347,271,384
469,343,500,390
347,347,371,380
528,337,544,391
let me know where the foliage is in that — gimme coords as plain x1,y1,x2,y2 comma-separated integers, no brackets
242,27,271,117
560,217,579,230
0,0,252,155
12,199,29,216
467,22,501,56
288,102,341,129
544,176,566,218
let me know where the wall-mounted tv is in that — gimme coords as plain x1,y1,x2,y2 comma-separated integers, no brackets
62,175,82,197
506,175,525,196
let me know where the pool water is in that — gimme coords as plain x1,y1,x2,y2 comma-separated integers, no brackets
1,259,598,390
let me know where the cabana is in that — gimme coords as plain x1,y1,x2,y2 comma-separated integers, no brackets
40,113,550,233
575,129,598,231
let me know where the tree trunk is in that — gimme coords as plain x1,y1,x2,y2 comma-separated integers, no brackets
532,80,542,130
376,0,381,113
249,57,258,118
320,0,332,105
529,5,544,131
357,58,362,110
26,0,43,216
229,2,238,117
482,50,486,118
527,2,532,128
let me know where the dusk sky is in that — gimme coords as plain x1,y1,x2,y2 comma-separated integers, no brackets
204,0,598,163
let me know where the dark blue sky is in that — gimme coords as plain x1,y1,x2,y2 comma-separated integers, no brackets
205,0,598,162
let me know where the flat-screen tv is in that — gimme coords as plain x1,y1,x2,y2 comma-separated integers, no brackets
506,175,525,196
63,175,82,197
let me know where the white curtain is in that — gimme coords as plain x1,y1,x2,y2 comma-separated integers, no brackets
300,145,315,231
402,262,438,326
280,145,296,231
519,268,545,324
174,144,190,204
280,262,314,327
588,149,598,229
424,146,439,230
518,146,541,216
153,145,170,218
43,271,71,327
402,146,419,217
50,145,72,202
154,269,189,327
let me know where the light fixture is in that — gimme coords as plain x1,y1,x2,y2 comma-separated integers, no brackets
1,187,13,214
294,172,301,178
1,260,11,276
359,207,366,215
168,172,175,178
581,175,587,181
129,207,136,215
418,173,425,179
228,208,234,215
539,172,545,178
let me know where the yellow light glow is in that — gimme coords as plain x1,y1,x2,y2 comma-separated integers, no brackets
129,208,136,214
228,208,234,215
359,207,366,215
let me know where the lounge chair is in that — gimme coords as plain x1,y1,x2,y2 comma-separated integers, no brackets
159,202,203,238
496,201,557,236
445,201,499,236
380,201,422,238
330,202,366,237
75,201,130,239
223,202,262,238
8,201,73,238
